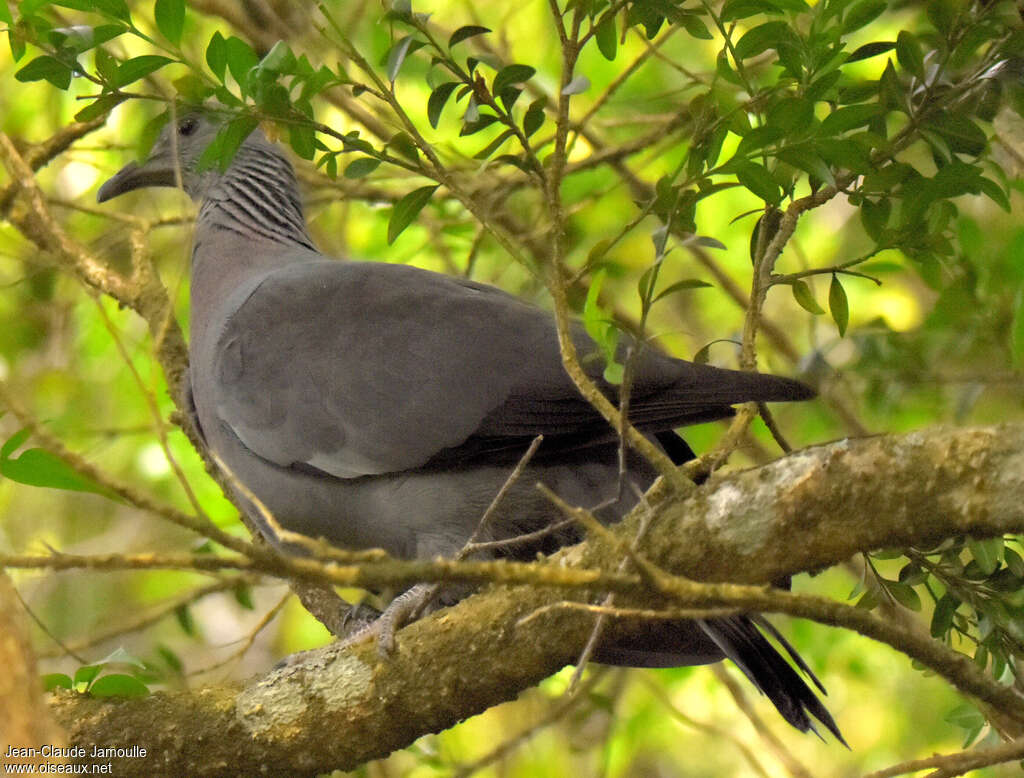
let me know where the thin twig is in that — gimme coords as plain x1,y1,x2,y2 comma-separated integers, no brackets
860,735,1024,778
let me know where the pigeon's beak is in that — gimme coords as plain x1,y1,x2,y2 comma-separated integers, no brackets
96,156,179,202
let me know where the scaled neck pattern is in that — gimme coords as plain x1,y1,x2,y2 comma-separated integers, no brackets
196,140,317,253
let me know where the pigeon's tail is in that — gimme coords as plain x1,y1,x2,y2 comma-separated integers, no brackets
698,616,848,746
611,432,845,745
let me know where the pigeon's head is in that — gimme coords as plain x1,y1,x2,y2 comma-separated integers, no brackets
97,112,229,203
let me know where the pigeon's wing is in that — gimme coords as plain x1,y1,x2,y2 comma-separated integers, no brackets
213,260,810,477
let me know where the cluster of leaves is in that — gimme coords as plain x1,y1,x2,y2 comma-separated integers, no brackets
857,534,1024,735
43,647,150,698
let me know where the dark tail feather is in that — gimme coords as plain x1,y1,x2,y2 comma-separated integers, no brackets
644,432,844,744
698,616,847,746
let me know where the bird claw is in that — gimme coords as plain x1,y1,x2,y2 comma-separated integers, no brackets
334,584,438,658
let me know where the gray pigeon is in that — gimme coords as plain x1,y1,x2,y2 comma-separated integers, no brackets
98,112,844,743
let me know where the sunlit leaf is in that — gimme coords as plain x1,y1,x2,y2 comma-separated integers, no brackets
791,280,825,314
154,0,185,45
88,674,150,698
113,54,173,87
388,184,439,243
344,157,380,178
43,673,73,691
829,274,849,336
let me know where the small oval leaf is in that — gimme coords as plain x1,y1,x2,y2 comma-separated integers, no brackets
449,25,490,48
388,184,440,244
791,280,825,315
829,274,849,336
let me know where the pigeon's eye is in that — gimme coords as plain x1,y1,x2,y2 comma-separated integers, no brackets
178,117,198,137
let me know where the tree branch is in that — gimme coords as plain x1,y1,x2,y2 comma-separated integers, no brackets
44,424,1024,776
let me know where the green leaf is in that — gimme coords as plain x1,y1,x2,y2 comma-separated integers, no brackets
74,93,127,122
43,673,73,691
821,104,882,135
895,30,924,79
492,64,535,95
652,279,712,304
829,274,849,336
449,25,490,48
175,604,196,636
113,54,173,88
721,0,807,21
886,581,921,611
680,13,712,40
234,584,255,610
926,115,987,157
967,537,1003,576
734,21,795,61
595,13,617,60
157,644,184,673
473,128,515,159
1004,547,1024,577
15,55,73,89
846,41,895,63
206,31,227,81
344,157,380,179
0,445,111,496
384,132,417,163
172,73,211,103
224,35,258,91
427,82,458,128
944,703,985,731
843,0,887,33
523,100,545,138
733,125,785,158
584,269,610,344
791,280,824,314
776,147,835,187
930,594,959,637
74,665,103,687
88,0,132,21
386,35,422,82
1,428,32,459
88,674,150,698
259,40,296,74
979,177,1010,213
388,184,439,244
154,0,184,45
289,122,316,160
860,198,891,241
198,115,259,172
766,97,814,134
734,161,780,204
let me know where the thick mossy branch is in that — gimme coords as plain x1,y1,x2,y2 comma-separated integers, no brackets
46,424,1024,777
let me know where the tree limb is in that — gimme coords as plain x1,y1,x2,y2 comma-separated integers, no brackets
44,423,1024,776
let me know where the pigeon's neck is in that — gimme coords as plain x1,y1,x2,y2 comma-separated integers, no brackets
196,141,316,253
